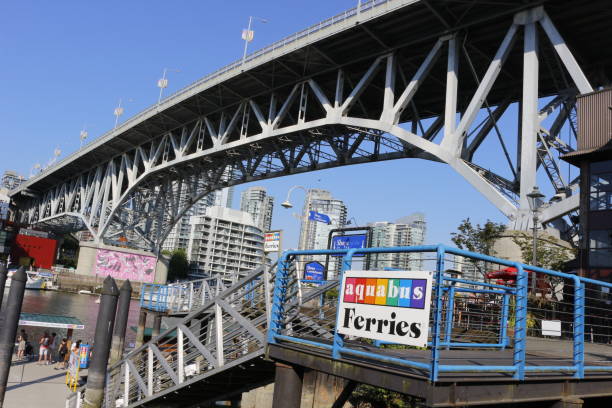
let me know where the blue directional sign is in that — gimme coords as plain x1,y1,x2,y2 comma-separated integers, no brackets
331,234,368,257
308,210,331,224
304,261,325,281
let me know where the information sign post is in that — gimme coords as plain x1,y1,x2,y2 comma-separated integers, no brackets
337,270,433,347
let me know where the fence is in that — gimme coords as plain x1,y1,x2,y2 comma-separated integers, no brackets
140,276,226,313
268,244,612,381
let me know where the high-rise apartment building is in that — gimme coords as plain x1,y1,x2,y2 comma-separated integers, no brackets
0,189,9,221
368,213,427,270
297,189,347,278
162,186,234,252
1,171,26,191
215,186,235,209
186,206,265,283
240,187,274,232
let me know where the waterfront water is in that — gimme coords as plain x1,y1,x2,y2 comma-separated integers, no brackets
1,287,141,348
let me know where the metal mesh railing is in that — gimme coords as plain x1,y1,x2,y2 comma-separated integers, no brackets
104,266,273,407
269,245,612,381
140,277,228,314
100,261,331,407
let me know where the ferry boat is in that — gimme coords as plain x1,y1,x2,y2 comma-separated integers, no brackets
4,269,46,290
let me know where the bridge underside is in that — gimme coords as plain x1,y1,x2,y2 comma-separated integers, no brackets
12,0,612,251
269,343,612,407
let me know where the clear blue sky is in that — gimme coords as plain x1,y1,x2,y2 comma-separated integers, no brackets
2,0,569,251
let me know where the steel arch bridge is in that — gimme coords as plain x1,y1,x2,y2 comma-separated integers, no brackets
10,0,612,252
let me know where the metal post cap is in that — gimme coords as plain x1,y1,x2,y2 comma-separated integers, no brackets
11,266,27,282
120,279,132,292
101,276,120,296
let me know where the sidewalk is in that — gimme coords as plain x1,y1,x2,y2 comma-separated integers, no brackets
4,358,83,408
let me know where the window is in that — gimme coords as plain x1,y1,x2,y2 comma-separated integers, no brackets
590,160,612,211
590,229,612,267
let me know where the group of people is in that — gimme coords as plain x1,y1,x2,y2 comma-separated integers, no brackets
16,329,82,370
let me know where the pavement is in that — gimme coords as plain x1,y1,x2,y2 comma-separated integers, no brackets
4,357,85,408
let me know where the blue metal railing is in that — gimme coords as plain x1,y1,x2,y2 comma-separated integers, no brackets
268,244,612,382
140,283,184,312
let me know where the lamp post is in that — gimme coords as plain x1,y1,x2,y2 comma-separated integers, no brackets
157,68,180,106
242,16,268,65
29,163,41,179
281,185,309,275
44,148,62,170
113,98,132,129
80,127,89,149
281,185,308,210
527,186,544,293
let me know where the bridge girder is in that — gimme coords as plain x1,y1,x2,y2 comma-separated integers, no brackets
14,6,595,251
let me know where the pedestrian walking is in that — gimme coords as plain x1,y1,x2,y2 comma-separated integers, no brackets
37,331,51,365
68,340,81,370
63,337,73,369
16,329,28,361
55,338,68,370
48,332,57,363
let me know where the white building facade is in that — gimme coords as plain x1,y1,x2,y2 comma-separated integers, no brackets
186,206,265,283
297,189,347,278
240,187,274,232
0,190,9,221
368,213,427,270
1,171,25,191
162,187,233,253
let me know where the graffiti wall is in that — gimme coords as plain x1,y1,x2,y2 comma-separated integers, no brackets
95,249,156,283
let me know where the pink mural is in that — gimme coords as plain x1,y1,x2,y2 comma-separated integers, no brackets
95,249,156,283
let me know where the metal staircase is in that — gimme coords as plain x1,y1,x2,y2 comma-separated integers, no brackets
65,264,335,408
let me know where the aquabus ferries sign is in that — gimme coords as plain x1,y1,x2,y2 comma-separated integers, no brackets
338,270,433,347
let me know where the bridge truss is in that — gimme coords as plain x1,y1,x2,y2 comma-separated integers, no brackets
12,0,608,252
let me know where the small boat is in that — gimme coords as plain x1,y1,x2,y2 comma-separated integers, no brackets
5,269,45,290
78,289,93,295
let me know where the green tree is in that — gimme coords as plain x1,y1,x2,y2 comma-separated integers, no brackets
451,218,506,255
167,248,189,281
451,218,506,278
511,232,574,271
349,384,421,408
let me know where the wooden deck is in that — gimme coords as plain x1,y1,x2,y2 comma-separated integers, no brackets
269,336,612,407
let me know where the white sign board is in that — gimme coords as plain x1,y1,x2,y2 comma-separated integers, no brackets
541,319,562,337
338,270,433,347
18,319,84,330
264,231,281,253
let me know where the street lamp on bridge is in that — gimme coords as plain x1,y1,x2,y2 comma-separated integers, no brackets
281,185,308,209
242,16,268,65
113,98,133,129
157,68,180,106
527,185,545,293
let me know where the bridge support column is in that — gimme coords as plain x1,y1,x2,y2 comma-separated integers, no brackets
272,363,303,408
549,398,583,408
135,309,147,348
0,267,27,408
110,280,132,365
0,265,7,310
152,313,162,339
301,370,354,408
83,276,119,408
